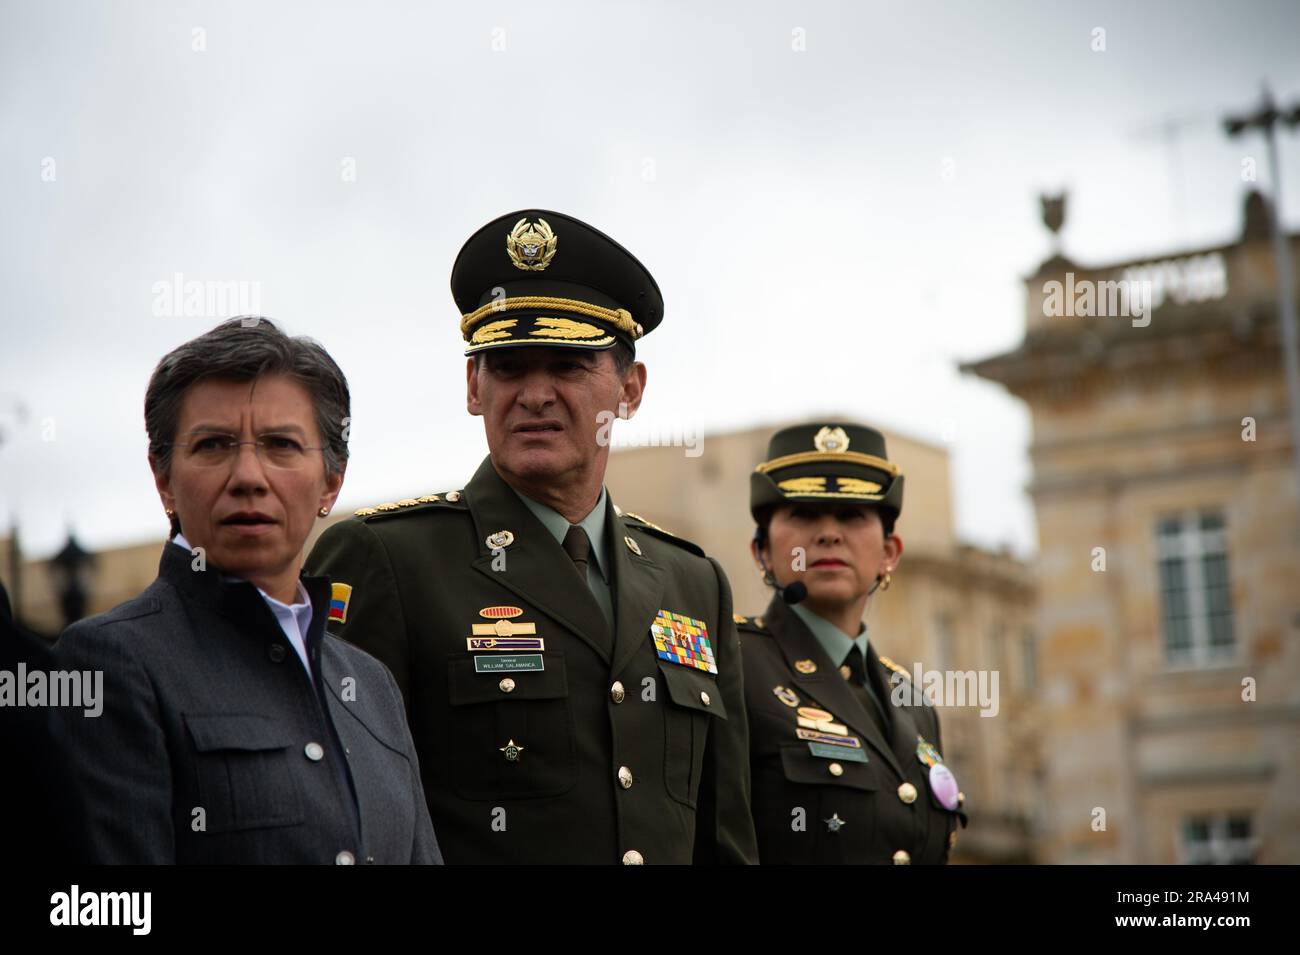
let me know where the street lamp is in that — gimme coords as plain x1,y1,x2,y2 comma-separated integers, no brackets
1224,84,1300,534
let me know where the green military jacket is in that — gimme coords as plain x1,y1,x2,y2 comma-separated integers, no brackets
739,595,966,864
307,456,757,864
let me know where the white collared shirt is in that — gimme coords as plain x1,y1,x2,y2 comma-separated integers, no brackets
172,533,314,676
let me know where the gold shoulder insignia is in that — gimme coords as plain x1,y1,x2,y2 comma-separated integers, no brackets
618,510,704,557
622,511,669,534
877,654,912,680
354,492,462,520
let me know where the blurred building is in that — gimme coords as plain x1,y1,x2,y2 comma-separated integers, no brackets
965,190,1300,863
1,533,161,639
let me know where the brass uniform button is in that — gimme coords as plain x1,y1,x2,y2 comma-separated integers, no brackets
622,849,644,865
840,664,852,680
700,691,711,706
335,850,356,865
499,678,516,693
828,762,844,777
304,742,324,762
610,681,625,703
446,490,461,502
618,766,634,789
898,782,918,804
892,849,911,865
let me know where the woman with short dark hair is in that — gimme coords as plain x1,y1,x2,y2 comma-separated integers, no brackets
738,422,966,864
55,317,441,864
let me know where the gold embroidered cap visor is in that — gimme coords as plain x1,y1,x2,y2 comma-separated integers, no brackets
749,422,905,520
451,209,664,356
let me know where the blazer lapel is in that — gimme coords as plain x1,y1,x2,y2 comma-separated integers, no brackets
464,458,612,664
608,502,667,677
765,596,904,779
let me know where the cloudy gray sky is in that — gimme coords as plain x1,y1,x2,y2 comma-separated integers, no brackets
3,0,1299,559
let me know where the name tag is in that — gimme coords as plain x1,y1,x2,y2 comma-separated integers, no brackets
473,654,545,673
809,742,868,762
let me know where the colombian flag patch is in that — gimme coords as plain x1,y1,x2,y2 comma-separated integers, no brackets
329,582,352,623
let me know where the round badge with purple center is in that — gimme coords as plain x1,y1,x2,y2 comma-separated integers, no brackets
929,763,960,811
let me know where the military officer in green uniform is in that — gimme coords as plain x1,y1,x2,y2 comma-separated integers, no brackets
307,210,757,864
738,423,967,864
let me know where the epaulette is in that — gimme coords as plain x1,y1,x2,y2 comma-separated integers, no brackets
353,490,466,520
734,613,768,633
877,654,913,682
618,509,704,557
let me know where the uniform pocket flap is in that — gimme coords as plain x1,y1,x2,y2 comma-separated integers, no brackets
659,663,728,720
779,743,877,791
184,712,294,752
447,652,569,705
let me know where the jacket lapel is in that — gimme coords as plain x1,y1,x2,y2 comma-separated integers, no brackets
868,642,924,769
608,502,667,677
765,596,904,779
464,458,612,664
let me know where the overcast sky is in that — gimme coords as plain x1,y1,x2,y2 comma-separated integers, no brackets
3,0,1299,560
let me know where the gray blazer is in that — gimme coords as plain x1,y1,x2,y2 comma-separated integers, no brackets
54,544,441,864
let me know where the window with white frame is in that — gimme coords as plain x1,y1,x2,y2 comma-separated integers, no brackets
1156,510,1235,665
1180,814,1255,864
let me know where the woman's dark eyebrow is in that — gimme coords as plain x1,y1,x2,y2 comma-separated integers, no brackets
180,423,308,436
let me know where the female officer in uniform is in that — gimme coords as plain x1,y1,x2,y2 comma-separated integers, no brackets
737,422,966,864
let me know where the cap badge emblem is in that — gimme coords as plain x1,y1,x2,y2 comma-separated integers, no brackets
506,217,558,271
813,426,850,453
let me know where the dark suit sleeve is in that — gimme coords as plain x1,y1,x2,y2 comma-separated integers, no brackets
307,519,412,701
54,622,175,864
375,664,443,865
692,557,759,864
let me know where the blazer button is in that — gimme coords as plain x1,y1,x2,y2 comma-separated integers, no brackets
610,681,626,704
618,766,634,789
622,849,644,865
828,762,844,777
335,850,356,865
305,742,325,761
898,782,918,804
268,643,287,663
892,849,911,865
